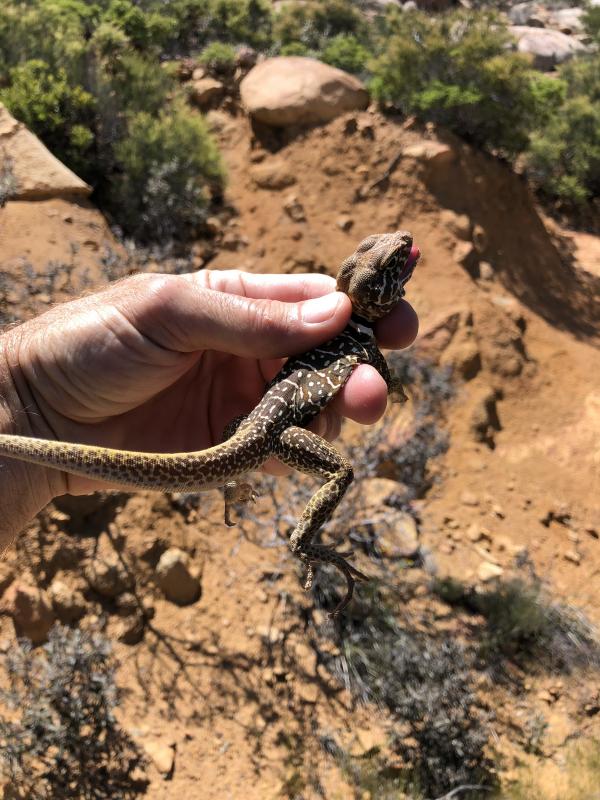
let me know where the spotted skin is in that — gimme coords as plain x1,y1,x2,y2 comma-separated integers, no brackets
0,231,418,615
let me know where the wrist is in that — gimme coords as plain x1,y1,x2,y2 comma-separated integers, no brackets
0,330,56,548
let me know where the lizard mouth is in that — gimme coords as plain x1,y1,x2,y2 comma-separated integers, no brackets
401,245,420,279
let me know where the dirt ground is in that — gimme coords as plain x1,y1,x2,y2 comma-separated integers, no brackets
0,108,598,798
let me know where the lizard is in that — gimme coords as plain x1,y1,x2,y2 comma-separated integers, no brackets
0,231,419,615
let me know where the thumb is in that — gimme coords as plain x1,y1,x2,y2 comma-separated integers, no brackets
118,276,352,359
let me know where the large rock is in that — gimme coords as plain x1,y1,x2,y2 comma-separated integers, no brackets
240,57,369,128
0,103,91,200
509,26,587,70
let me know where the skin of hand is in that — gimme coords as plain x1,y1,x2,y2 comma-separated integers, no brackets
0,268,418,529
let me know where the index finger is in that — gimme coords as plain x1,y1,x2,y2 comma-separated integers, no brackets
185,269,337,303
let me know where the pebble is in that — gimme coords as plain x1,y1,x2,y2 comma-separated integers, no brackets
564,550,581,565
460,490,480,507
477,561,504,582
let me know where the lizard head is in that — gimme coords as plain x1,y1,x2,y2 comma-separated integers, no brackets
335,231,419,321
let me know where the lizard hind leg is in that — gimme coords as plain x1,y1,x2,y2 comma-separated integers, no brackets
221,415,258,527
275,426,370,616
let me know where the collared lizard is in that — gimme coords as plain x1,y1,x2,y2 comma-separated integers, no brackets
0,232,419,615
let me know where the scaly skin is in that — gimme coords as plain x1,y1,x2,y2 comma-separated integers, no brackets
0,232,419,615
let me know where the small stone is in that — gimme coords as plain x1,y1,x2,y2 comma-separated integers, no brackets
567,530,580,544
47,580,87,623
439,209,471,240
460,490,480,507
492,504,505,519
472,223,488,253
143,739,175,777
564,550,581,565
189,77,225,109
256,625,283,644
0,562,15,596
249,159,296,190
283,194,306,222
336,215,354,232
156,548,201,606
85,557,133,599
538,689,554,704
116,592,139,616
1,582,55,645
479,261,494,281
477,561,504,582
297,683,319,704
116,613,145,645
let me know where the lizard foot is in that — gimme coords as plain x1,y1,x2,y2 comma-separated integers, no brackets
299,543,370,617
388,376,408,405
223,481,258,527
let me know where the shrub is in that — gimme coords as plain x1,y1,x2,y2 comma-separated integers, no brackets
273,0,365,52
434,577,600,671
198,41,237,74
315,588,496,796
370,10,564,156
0,625,144,799
321,33,371,74
206,0,272,48
0,151,17,207
112,103,225,242
526,55,600,209
1,59,95,170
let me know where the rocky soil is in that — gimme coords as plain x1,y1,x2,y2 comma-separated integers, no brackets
0,98,599,797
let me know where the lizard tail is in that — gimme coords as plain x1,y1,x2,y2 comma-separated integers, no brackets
0,433,251,492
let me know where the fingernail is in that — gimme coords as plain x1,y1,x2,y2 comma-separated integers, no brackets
301,292,344,324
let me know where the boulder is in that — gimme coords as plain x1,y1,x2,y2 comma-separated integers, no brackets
0,103,90,200
156,548,200,606
509,26,587,70
1,582,55,645
189,77,225,110
551,8,585,35
508,2,549,27
240,57,369,128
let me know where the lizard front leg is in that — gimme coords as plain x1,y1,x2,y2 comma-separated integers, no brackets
274,426,369,616
221,415,258,527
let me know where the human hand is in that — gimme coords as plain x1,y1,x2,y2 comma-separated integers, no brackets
2,269,418,499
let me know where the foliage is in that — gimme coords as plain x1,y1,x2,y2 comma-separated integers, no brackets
321,33,371,75
315,588,496,796
204,0,272,48
434,577,600,671
112,103,225,242
1,59,95,170
506,739,600,800
0,625,144,799
526,55,600,209
0,151,17,207
199,41,237,74
273,0,366,53
370,10,564,157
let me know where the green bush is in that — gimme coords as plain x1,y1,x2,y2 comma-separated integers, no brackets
527,93,600,207
1,59,95,169
198,41,237,74
526,53,600,209
370,10,564,156
206,0,272,48
112,103,225,242
273,0,365,52
321,33,371,74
